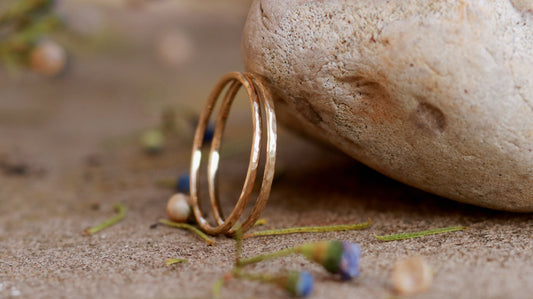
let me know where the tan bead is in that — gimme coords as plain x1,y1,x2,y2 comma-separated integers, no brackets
155,31,194,67
30,40,67,77
391,256,433,295
166,193,192,223
140,129,164,154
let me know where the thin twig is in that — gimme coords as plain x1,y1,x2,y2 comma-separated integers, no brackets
232,268,276,282
211,277,225,298
254,218,267,226
374,226,468,241
236,247,298,267
166,258,188,266
234,224,243,263
243,218,371,239
158,219,215,245
84,203,126,235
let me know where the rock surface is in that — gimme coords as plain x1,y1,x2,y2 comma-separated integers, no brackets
242,0,533,211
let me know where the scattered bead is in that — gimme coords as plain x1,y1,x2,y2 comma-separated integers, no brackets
203,123,215,143
166,193,192,223
236,240,361,281
155,30,194,67
391,256,433,295
338,242,361,280
29,40,67,77
140,129,164,154
281,271,314,298
175,173,190,194
230,269,314,298
299,240,361,280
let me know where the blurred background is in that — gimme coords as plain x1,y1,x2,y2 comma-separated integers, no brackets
0,0,304,233
0,0,252,171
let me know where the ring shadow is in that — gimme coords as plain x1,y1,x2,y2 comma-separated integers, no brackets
266,142,532,226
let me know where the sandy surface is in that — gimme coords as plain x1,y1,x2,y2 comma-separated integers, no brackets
1,1,532,299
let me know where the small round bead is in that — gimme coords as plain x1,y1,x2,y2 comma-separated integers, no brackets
30,40,67,77
166,193,192,223
155,31,194,67
203,123,215,143
391,256,433,295
141,129,164,154
284,271,314,297
175,174,190,194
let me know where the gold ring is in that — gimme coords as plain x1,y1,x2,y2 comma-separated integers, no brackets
189,72,277,236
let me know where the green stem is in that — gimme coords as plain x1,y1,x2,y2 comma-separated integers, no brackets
211,277,225,298
232,268,276,282
374,226,468,241
84,203,126,235
243,219,371,239
165,258,187,266
233,224,243,262
158,219,215,245
236,247,299,267
0,0,54,26
2,15,61,48
254,218,267,226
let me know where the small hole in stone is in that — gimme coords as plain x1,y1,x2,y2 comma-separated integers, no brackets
411,101,446,135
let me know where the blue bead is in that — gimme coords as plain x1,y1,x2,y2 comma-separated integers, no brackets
338,242,361,280
203,124,215,143
285,271,314,297
295,271,314,297
176,174,190,194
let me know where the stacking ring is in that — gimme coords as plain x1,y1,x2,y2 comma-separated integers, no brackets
189,72,277,236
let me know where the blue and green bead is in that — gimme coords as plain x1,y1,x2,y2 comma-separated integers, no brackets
298,240,361,280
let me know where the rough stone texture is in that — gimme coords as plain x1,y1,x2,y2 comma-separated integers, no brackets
242,0,533,212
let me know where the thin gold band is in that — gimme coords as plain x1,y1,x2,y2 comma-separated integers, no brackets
190,72,277,236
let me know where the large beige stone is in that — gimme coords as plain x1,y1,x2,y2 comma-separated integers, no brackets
242,0,533,211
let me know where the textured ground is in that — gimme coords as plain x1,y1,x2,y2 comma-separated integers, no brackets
0,1,532,299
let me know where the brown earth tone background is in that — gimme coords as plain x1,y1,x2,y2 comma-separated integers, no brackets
0,1,532,298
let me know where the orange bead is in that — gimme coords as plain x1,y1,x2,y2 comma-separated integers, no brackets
30,40,67,77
